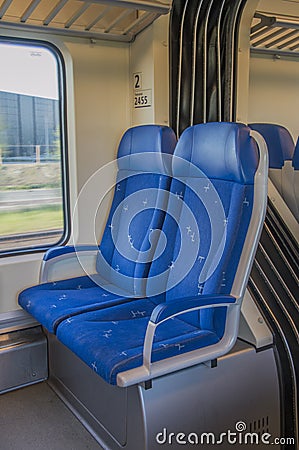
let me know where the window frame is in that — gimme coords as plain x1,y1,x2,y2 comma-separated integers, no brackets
0,36,70,257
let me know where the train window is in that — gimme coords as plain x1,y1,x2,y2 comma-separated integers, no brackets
0,40,68,255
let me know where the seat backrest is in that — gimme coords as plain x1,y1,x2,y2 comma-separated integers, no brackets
147,122,267,338
249,123,294,169
96,125,177,296
293,137,299,171
249,123,298,219
291,137,299,221
249,123,294,193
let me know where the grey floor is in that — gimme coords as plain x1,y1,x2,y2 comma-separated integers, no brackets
0,382,103,450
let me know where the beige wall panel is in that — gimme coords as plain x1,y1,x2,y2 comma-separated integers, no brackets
248,55,299,140
65,39,130,244
130,15,169,126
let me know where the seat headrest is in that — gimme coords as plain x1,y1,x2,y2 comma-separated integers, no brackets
117,125,176,173
293,137,299,169
172,122,259,184
249,123,294,169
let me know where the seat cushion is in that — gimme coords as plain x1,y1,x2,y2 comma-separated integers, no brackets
56,298,219,385
18,275,136,333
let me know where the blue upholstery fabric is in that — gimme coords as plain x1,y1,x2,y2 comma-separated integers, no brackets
56,122,259,385
18,125,176,333
249,123,294,168
97,125,177,293
173,122,258,182
249,123,298,218
97,172,171,294
291,138,299,221
56,298,219,385
148,180,254,336
293,138,299,169
18,275,132,333
148,123,257,336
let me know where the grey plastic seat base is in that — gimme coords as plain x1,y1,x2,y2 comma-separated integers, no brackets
47,331,280,450
0,326,48,394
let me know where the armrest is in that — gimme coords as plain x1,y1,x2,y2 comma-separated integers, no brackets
117,296,241,387
150,294,236,324
40,245,99,283
43,245,99,261
142,295,237,375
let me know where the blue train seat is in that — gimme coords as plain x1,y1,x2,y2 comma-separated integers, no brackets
56,122,268,387
249,123,298,218
249,123,294,171
292,137,299,221
18,125,177,333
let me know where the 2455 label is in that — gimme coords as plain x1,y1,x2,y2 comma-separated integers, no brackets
134,89,152,108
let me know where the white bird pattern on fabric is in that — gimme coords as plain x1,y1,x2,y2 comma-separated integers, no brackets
91,362,98,372
131,310,146,318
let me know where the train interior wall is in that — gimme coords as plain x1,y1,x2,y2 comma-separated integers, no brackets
248,0,299,140
1,0,298,317
0,14,169,316
248,54,299,140
238,0,299,140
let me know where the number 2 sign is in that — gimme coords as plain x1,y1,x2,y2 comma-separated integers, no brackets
133,72,142,90
133,72,152,108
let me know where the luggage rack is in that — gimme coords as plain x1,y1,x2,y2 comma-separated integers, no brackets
250,12,299,58
0,0,170,42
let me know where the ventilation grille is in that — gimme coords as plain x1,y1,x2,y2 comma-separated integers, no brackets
0,0,170,42
248,416,270,436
